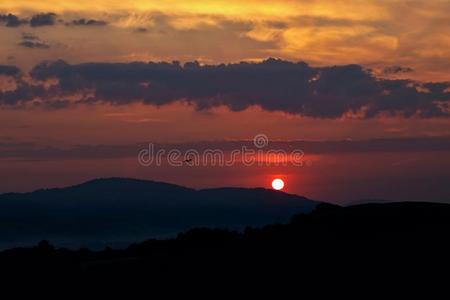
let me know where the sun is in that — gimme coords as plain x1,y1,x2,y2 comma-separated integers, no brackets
271,178,285,191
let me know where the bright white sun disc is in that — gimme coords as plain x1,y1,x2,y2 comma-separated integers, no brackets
272,178,285,190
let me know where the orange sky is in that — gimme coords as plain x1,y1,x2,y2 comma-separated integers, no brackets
2,103,450,146
1,1,450,200
1,0,450,81
1,0,449,144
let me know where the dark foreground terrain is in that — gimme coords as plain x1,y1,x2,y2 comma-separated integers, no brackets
1,201,450,292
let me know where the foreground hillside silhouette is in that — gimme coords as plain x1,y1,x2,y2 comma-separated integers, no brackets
1,201,450,289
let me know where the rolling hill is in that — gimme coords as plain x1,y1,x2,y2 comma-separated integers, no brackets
0,178,318,249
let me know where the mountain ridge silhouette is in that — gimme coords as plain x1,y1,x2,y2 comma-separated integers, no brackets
0,177,318,249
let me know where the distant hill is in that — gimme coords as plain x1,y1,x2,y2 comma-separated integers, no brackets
0,178,318,249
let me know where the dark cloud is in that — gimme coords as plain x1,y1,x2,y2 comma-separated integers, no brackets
0,80,45,105
1,12,108,28
21,33,39,40
383,66,414,75
18,40,50,49
18,33,50,49
25,58,450,118
0,65,20,77
265,21,288,29
69,18,107,26
0,13,27,27
30,13,57,27
134,27,148,33
1,59,449,118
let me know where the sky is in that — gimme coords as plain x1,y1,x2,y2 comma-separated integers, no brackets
1,0,450,203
